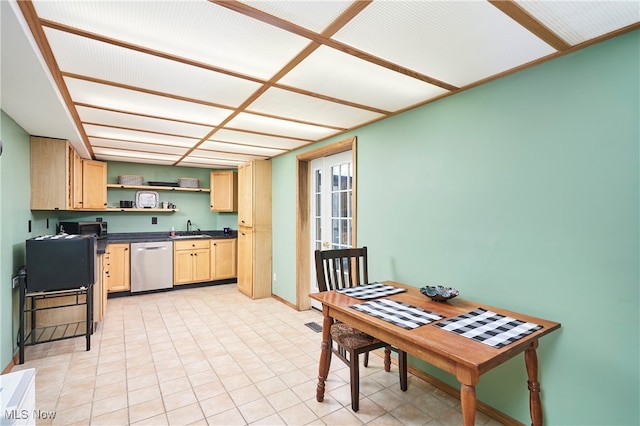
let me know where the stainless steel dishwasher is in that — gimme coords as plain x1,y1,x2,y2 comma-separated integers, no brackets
130,241,173,293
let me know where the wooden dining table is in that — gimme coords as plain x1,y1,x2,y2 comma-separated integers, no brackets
309,281,561,426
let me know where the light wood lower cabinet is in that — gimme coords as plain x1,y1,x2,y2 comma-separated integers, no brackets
174,240,211,285
94,253,107,322
105,243,130,293
237,227,271,299
211,238,237,280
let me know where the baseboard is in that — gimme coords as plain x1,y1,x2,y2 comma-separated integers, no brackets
271,293,297,310
373,349,524,426
2,353,18,375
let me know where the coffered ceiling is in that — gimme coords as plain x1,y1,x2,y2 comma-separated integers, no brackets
2,0,639,168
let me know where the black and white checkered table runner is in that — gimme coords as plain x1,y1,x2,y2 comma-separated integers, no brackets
350,298,444,329
435,307,543,348
336,282,407,299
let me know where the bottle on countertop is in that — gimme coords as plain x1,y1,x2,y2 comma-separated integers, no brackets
170,226,175,237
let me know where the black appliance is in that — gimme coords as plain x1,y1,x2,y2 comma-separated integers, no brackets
26,234,96,292
58,221,107,239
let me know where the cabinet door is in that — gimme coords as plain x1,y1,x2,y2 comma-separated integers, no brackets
174,250,194,285
71,150,84,209
237,229,254,297
30,137,71,210
82,160,107,209
210,171,238,212
237,162,253,227
107,244,130,292
94,254,104,323
192,248,211,282
211,239,237,280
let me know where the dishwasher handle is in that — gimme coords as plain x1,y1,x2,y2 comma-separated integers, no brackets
136,245,169,251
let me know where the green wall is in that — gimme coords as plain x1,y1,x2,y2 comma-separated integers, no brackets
0,111,50,370
271,31,639,424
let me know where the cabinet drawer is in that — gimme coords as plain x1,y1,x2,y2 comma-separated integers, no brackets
174,239,210,250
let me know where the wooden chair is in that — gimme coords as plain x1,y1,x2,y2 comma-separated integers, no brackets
314,246,408,412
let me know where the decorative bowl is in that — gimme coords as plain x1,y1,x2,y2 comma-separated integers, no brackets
420,285,459,302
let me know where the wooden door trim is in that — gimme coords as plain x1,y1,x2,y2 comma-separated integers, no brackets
295,136,357,310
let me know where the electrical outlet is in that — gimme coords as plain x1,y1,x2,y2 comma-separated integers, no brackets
12,276,20,288
151,217,157,225
273,273,277,281
96,217,103,222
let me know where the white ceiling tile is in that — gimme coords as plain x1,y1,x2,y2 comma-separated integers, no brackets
188,149,261,162
83,124,199,148
89,138,188,156
32,0,309,80
227,112,336,141
200,139,286,157
45,28,262,107
279,46,449,112
65,77,234,126
77,105,213,139
517,1,640,45
332,1,556,87
248,87,384,129
93,148,180,163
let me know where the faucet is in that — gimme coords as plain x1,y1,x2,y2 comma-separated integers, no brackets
187,219,192,233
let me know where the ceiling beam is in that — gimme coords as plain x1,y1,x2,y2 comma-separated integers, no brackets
488,0,571,51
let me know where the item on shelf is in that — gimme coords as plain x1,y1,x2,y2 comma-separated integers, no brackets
147,181,179,187
118,175,144,185
119,200,134,208
135,191,159,208
178,177,199,188
420,285,459,302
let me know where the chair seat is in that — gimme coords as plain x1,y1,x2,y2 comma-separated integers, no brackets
330,322,381,349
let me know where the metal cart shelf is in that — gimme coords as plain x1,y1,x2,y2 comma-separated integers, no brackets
18,284,93,364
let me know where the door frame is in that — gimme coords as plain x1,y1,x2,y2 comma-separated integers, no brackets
295,136,357,310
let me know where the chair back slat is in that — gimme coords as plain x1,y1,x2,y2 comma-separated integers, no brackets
315,247,369,292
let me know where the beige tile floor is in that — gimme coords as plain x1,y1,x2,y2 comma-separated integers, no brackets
12,284,506,426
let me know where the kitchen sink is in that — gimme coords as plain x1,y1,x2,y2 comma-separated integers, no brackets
171,234,209,239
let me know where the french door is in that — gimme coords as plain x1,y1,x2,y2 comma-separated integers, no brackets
310,151,353,308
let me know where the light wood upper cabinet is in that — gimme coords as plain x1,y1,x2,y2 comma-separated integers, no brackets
81,160,107,209
211,238,237,280
71,149,84,209
174,239,211,285
238,161,271,228
237,162,254,227
30,136,107,211
105,243,130,293
30,137,72,210
210,171,237,212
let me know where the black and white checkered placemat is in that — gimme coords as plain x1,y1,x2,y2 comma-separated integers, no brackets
434,307,543,348
336,282,407,299
350,298,444,329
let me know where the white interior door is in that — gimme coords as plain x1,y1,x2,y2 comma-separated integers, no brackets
310,151,353,308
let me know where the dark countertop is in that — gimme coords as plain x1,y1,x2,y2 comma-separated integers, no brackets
97,230,237,254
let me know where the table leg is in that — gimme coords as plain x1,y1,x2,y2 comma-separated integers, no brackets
316,313,333,402
460,384,476,426
525,340,542,426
